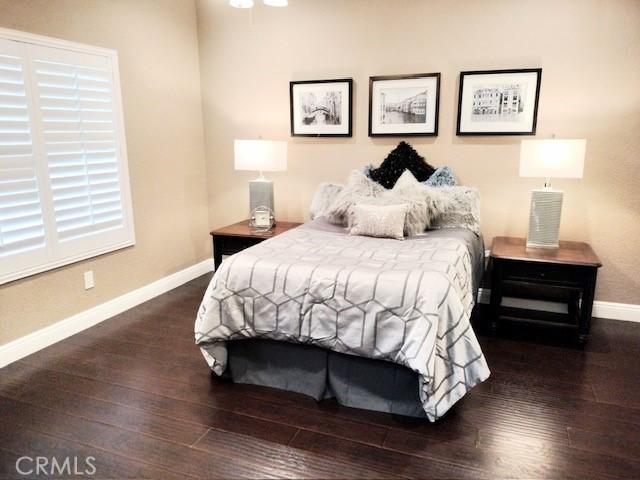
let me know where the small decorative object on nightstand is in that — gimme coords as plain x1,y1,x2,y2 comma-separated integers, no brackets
489,236,601,345
250,206,275,232
210,220,301,270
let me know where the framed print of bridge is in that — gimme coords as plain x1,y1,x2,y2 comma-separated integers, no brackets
368,73,440,137
290,78,353,137
456,68,542,135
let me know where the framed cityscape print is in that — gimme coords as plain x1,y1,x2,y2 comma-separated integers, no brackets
290,78,353,137
368,73,440,137
456,68,542,136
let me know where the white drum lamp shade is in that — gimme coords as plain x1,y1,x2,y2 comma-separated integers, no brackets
229,0,287,7
520,139,586,179
234,139,287,174
519,139,586,249
234,140,287,225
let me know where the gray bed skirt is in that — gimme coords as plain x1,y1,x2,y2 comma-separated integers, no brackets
226,339,427,418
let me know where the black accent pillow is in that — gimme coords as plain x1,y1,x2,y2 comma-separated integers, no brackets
369,141,436,189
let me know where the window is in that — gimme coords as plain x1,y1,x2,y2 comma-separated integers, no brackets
0,29,134,285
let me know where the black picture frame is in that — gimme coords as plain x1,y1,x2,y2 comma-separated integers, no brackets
456,68,542,136
368,73,440,137
289,78,353,137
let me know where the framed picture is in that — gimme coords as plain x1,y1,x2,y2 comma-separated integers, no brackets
290,78,352,137
456,68,542,136
368,73,440,137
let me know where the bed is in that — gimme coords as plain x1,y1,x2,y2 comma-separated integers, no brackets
195,218,490,421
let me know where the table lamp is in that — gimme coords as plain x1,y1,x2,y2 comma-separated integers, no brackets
234,139,287,227
519,139,586,249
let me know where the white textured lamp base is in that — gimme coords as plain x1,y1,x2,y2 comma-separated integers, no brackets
527,188,563,249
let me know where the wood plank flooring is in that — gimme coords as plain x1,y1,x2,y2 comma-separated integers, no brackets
1,273,640,479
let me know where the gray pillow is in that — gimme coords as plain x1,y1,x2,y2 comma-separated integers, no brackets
349,203,408,240
325,170,385,225
430,186,481,235
310,182,344,220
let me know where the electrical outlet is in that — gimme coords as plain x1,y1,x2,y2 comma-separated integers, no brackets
84,270,95,290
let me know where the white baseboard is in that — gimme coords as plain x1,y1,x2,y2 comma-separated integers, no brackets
591,301,640,323
477,288,640,323
0,259,214,369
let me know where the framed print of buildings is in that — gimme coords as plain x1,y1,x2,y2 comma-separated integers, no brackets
456,69,542,136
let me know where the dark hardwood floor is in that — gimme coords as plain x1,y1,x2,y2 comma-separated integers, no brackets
2,273,640,479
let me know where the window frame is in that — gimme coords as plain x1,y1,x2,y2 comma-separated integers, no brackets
0,27,135,285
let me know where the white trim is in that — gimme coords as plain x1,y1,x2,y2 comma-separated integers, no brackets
477,288,640,323
0,240,135,286
0,259,214,368
0,27,116,57
591,301,640,323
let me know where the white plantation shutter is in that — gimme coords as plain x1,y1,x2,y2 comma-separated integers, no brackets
31,45,129,254
0,30,134,285
0,38,49,275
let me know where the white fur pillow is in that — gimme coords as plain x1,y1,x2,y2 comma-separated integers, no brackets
310,182,344,220
349,203,408,240
325,170,385,225
430,186,481,235
389,170,444,235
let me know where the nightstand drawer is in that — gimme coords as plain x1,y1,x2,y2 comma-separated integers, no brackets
502,261,583,286
215,235,263,255
502,279,582,303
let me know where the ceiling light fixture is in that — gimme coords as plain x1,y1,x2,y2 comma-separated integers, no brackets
230,0,287,7
229,0,254,8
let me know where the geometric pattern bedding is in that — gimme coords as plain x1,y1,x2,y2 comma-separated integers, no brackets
195,222,490,421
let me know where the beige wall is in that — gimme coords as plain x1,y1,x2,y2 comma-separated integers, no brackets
0,0,210,345
197,0,640,304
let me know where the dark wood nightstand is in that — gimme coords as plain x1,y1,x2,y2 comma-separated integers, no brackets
210,220,302,270
489,236,601,344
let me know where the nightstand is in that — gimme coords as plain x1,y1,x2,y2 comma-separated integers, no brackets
489,236,601,344
210,220,302,270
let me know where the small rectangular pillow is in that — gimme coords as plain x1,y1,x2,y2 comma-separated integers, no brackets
349,203,408,240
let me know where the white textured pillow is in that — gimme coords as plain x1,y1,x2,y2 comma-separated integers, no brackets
310,182,344,220
325,170,385,225
349,203,408,240
389,170,444,235
430,186,481,235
